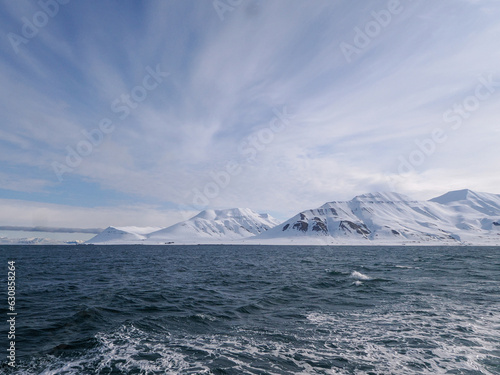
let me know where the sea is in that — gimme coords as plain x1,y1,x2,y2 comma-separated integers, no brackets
0,245,498,374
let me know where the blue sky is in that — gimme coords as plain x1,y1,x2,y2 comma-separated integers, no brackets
0,0,499,230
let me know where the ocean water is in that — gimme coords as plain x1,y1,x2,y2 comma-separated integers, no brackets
0,245,499,374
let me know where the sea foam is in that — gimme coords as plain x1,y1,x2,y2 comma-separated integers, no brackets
350,271,371,280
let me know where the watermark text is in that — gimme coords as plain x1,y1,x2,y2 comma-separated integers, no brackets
7,260,16,368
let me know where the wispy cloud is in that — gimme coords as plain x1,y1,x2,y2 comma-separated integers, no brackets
0,226,103,234
0,0,499,228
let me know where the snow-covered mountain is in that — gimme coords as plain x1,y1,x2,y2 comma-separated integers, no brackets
84,190,500,245
430,189,500,216
147,208,280,244
254,190,500,245
86,209,279,244
86,226,163,244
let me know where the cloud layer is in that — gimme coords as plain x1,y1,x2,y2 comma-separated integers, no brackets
1,0,499,227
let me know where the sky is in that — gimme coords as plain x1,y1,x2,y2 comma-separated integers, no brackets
0,0,499,235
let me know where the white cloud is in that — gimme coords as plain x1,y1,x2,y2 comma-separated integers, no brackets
0,199,197,229
0,1,499,228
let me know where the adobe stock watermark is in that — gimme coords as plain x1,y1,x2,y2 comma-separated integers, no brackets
213,0,243,21
340,0,411,63
395,73,499,177
7,0,71,54
52,64,169,182
189,107,293,209
6,260,16,368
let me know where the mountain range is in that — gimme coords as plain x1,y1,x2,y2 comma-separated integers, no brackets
80,189,500,246
88,208,280,244
255,190,500,245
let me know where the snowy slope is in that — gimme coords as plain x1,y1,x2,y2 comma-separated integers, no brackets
430,189,500,216
429,189,500,236
147,208,280,244
86,226,163,244
254,190,500,245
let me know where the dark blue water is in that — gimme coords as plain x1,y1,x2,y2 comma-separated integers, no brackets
0,245,499,374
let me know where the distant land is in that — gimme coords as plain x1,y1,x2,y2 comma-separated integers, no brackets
85,189,500,246
2,190,499,246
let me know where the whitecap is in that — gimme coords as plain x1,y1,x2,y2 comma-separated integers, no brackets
350,271,371,280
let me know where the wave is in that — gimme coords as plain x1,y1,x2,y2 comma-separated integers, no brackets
350,271,371,280
304,301,499,375
6,296,499,375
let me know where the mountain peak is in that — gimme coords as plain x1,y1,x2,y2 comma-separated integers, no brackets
193,208,263,221
430,189,500,216
430,189,477,204
147,207,279,243
352,192,413,202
